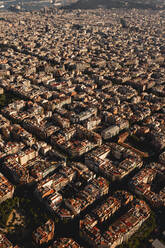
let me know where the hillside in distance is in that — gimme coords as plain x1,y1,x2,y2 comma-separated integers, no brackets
67,0,165,10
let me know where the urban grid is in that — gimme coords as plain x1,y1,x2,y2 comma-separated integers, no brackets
0,2,165,248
